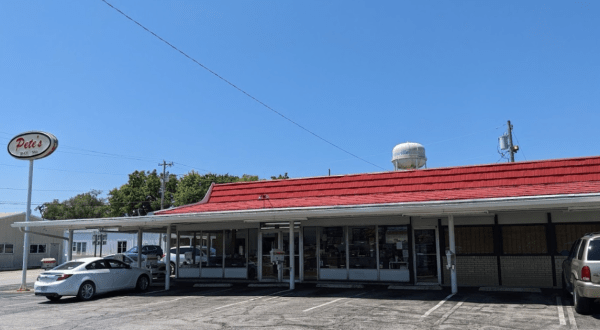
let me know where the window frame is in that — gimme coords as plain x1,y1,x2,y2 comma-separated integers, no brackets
443,225,495,256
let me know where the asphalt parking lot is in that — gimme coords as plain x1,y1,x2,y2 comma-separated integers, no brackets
2,282,600,330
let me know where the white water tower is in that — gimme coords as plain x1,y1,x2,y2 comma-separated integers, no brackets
392,142,427,170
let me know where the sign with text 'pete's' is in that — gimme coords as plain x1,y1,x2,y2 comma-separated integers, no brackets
7,131,58,160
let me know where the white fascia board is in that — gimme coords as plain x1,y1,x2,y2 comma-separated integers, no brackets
10,193,600,230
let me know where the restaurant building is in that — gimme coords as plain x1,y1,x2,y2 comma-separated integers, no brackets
12,155,600,291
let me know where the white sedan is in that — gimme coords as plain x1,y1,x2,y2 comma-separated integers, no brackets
34,257,152,302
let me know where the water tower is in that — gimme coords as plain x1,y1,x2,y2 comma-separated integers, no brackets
392,142,427,170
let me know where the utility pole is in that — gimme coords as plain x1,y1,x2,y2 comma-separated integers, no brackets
159,160,173,254
507,120,519,162
159,160,173,210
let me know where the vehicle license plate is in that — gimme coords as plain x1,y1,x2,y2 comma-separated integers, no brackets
37,286,47,292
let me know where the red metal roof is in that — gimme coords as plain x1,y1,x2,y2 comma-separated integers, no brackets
156,156,600,215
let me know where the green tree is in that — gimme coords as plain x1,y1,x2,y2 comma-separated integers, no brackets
107,170,177,216
173,172,243,207
271,173,289,180
38,190,109,220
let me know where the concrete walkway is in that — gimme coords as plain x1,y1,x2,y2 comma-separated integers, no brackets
0,269,44,291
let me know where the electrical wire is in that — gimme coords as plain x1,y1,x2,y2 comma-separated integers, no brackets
100,0,384,171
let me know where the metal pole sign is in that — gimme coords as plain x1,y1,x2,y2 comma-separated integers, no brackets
7,131,58,291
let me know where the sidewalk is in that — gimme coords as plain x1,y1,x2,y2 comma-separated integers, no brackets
0,268,44,292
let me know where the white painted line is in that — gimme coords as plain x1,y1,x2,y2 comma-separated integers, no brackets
303,298,345,312
303,291,370,313
433,297,466,326
421,293,455,318
566,305,578,330
213,289,291,310
556,297,566,325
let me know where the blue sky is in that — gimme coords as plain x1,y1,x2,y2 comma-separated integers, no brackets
1,1,599,215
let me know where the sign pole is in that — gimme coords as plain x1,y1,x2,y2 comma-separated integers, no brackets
18,160,34,291
8,131,58,293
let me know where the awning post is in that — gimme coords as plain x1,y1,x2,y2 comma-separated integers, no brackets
165,225,171,290
289,220,295,290
67,229,73,261
137,229,143,268
448,214,457,294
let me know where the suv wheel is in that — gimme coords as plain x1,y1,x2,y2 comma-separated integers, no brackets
573,286,591,314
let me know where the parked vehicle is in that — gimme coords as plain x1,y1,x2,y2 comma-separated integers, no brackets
162,246,208,275
562,232,600,314
125,245,164,257
104,253,166,280
34,257,151,302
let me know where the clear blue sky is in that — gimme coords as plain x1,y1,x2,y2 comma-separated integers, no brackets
1,1,598,215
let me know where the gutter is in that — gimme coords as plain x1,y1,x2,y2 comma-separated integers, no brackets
10,192,600,230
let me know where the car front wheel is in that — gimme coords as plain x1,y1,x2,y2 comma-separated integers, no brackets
136,275,150,292
77,282,95,301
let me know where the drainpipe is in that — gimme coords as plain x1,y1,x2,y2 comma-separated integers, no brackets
448,215,457,294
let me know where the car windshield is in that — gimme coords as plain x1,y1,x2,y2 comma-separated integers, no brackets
53,261,84,270
126,247,138,253
587,240,600,261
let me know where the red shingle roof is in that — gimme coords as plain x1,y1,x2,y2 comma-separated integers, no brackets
156,156,600,215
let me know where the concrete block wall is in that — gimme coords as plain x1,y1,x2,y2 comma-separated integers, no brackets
442,256,499,287
500,256,553,288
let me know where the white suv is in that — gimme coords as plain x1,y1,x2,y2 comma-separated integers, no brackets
163,246,208,275
562,232,600,314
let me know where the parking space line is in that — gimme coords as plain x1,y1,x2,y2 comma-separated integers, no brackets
213,289,291,310
433,297,466,326
421,293,455,318
556,297,566,325
302,291,370,313
566,304,577,330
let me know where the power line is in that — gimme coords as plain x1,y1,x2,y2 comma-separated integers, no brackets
100,0,384,171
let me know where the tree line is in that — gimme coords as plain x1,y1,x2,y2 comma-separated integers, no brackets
38,171,289,220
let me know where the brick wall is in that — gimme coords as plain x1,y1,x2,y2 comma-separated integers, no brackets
500,256,553,288
442,256,499,287
555,256,567,288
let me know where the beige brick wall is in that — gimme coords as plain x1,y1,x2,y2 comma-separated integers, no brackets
500,256,553,288
442,256,499,287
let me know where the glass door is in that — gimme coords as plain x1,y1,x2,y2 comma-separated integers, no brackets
261,232,278,281
413,228,440,284
282,231,299,280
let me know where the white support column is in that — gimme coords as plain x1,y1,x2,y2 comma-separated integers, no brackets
258,231,263,281
165,226,171,290
137,229,143,268
448,215,457,294
67,229,73,261
289,221,295,290
176,230,181,278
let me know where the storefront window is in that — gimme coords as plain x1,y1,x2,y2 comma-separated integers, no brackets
224,230,246,268
349,226,376,269
261,232,278,279
248,229,258,279
205,231,224,268
320,227,346,269
303,227,318,280
378,226,409,269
